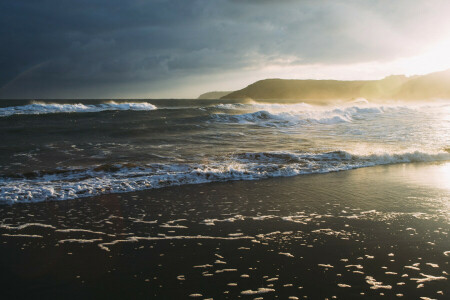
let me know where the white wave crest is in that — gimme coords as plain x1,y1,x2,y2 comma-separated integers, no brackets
1,150,449,204
212,109,359,127
211,101,418,127
214,102,313,111
0,101,157,117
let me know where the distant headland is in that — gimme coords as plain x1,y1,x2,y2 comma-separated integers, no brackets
197,91,233,99
199,69,450,103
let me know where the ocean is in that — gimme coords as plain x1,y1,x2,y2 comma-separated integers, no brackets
1,98,449,299
1,99,449,204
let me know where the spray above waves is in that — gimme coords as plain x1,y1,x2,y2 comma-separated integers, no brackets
207,100,442,128
210,103,398,127
0,101,157,117
1,150,449,204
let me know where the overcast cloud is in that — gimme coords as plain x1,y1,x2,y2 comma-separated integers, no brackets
1,0,450,98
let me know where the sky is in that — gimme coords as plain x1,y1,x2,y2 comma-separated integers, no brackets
1,0,450,99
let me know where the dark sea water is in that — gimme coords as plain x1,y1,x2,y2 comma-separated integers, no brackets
0,99,449,204
0,99,449,299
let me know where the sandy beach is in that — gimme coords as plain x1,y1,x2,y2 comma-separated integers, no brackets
1,162,448,299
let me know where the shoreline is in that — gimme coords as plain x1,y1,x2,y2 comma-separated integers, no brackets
1,162,449,299
2,154,450,205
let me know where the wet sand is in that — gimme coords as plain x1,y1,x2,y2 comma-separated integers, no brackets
1,162,449,299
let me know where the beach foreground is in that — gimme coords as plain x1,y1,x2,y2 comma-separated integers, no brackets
1,162,449,299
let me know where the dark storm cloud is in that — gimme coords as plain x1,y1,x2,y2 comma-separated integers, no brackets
1,0,449,98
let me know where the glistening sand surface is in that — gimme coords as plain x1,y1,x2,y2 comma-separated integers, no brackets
0,162,449,299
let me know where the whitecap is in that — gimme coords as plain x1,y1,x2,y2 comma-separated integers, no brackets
0,101,157,117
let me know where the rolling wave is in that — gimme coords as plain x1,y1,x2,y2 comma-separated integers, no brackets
0,101,157,117
209,101,419,127
1,150,449,204
212,108,371,127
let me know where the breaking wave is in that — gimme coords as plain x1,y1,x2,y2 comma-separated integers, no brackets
1,150,449,204
210,102,412,127
212,110,350,126
0,101,157,117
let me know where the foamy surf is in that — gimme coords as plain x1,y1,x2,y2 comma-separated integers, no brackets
0,101,157,117
1,99,449,204
1,150,449,204
210,102,418,127
212,110,353,126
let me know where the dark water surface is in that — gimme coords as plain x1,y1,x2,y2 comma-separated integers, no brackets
1,99,449,203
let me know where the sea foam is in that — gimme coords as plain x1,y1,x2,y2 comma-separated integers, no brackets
0,101,157,117
1,150,449,204
211,102,409,127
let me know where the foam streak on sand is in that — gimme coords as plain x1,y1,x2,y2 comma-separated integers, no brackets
0,223,56,230
2,233,43,238
97,235,254,252
365,276,392,290
58,238,103,244
241,288,275,295
55,228,110,236
279,252,295,258
411,273,447,283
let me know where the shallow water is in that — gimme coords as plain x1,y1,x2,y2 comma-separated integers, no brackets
0,99,449,203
